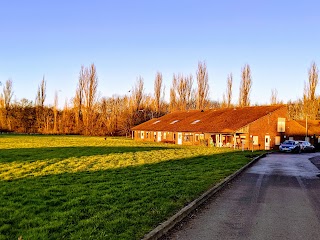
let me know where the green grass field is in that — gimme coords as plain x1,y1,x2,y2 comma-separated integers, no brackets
0,135,263,240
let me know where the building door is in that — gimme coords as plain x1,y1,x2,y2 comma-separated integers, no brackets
157,132,162,142
265,135,270,150
178,132,182,145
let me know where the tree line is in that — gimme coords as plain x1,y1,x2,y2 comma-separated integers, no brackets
0,61,318,136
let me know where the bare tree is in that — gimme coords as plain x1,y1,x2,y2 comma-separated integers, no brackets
61,99,70,134
222,74,233,108
97,97,110,135
74,66,86,133
270,88,279,105
3,79,14,130
35,77,47,131
303,62,319,119
172,74,193,111
0,93,4,130
239,64,252,107
83,63,99,135
169,87,177,112
288,100,304,120
53,91,59,133
84,64,98,110
10,98,36,133
154,72,164,117
72,64,99,135
306,62,318,101
109,95,122,135
3,79,13,109
36,76,46,108
196,61,209,110
185,74,193,110
118,95,135,136
189,89,197,109
221,94,227,108
130,77,145,127
131,76,144,112
226,73,233,107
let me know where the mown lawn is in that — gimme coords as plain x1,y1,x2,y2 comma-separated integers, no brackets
0,135,264,240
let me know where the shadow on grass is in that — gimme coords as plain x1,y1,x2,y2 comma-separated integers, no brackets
0,146,172,163
0,151,264,240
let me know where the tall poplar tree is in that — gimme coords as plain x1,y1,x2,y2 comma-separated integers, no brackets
196,61,209,110
239,64,252,107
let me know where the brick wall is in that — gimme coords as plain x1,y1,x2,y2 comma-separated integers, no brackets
248,107,287,150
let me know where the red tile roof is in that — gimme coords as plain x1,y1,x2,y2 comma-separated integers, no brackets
295,120,320,135
286,120,310,135
132,105,286,133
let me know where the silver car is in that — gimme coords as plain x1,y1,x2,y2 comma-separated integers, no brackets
279,140,301,153
298,141,315,152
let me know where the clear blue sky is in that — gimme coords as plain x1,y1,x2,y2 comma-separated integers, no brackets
1,0,319,107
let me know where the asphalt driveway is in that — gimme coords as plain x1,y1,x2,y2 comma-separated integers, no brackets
166,153,320,240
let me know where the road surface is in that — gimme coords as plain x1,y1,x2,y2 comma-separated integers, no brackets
166,153,320,240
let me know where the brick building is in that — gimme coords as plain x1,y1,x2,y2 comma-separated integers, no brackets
131,105,319,150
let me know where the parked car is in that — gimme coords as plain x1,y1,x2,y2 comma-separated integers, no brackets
279,140,301,153
298,141,315,152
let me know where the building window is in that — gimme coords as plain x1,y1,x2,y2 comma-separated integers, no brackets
275,136,281,145
277,118,286,132
163,132,167,139
184,134,192,142
154,132,157,139
195,134,199,141
253,136,258,145
173,133,176,140
199,134,204,140
240,135,246,145
141,131,144,139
